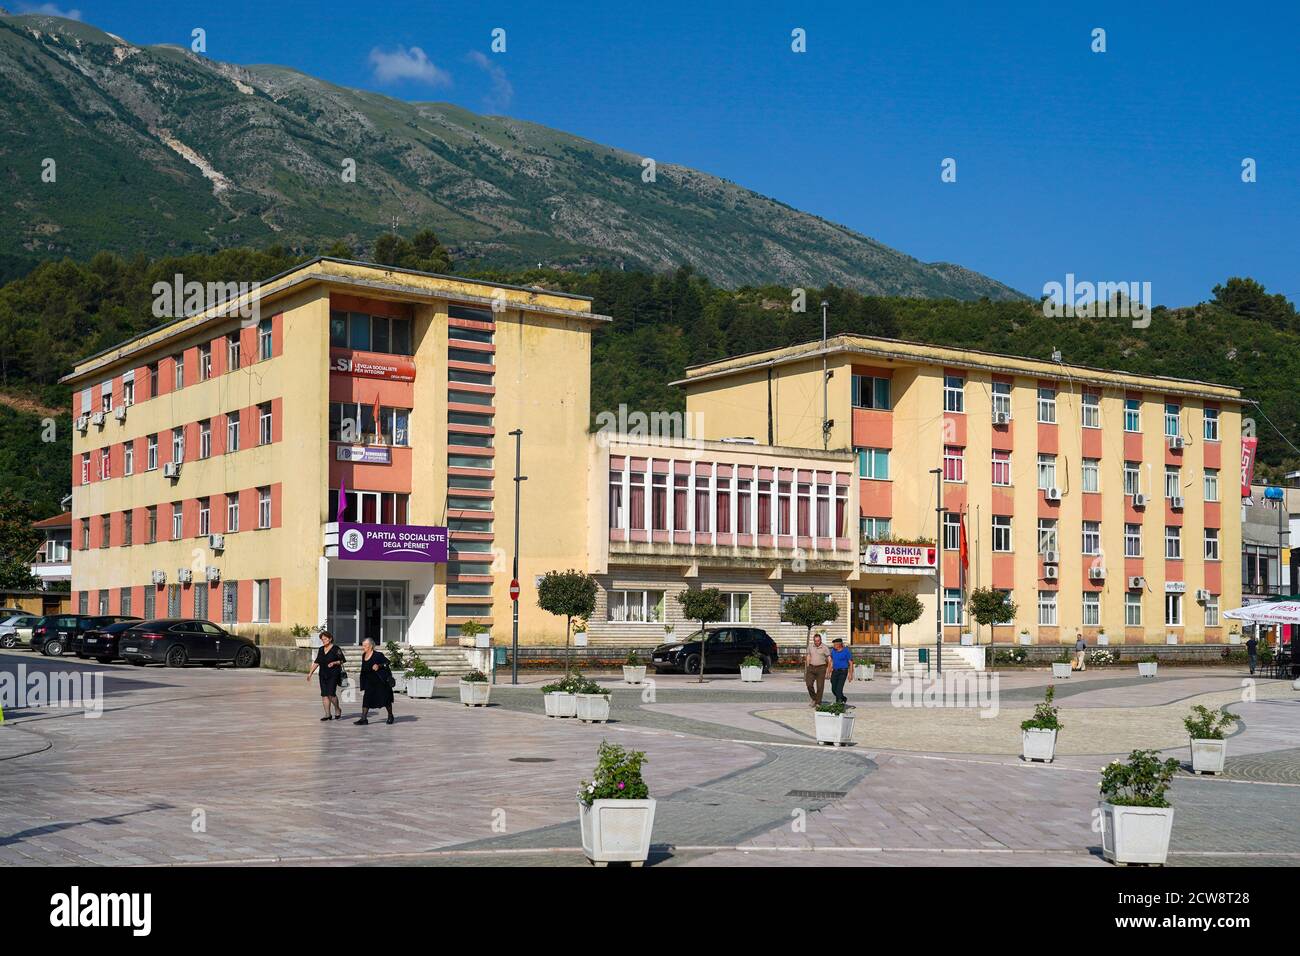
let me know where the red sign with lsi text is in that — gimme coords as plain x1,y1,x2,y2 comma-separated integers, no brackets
330,352,416,383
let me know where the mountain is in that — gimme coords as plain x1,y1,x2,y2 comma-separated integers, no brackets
0,11,1023,299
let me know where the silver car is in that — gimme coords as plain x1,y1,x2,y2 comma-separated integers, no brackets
0,613,42,649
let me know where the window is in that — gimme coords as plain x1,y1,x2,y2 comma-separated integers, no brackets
1037,454,1057,490
199,420,211,460
171,426,184,464
124,442,134,476
1164,467,1180,499
1082,391,1101,429
80,453,89,485
1164,526,1181,559
991,381,1011,418
1037,387,1056,423
1204,528,1220,561
943,512,961,551
329,402,412,447
122,377,135,407
99,514,110,549
607,590,665,623
259,318,273,360
120,587,132,616
1203,407,1220,441
147,434,158,471
198,498,210,537
1037,518,1058,553
1164,403,1180,438
143,585,155,619
258,403,272,446
722,591,751,623
943,588,963,625
1204,469,1219,502
1204,595,1220,627
330,490,410,525
851,374,891,410
860,516,892,540
992,515,1012,552
991,450,1011,486
253,580,271,623
80,518,90,550
943,375,965,413
1082,521,1101,555
100,388,112,413
194,582,208,620
1125,592,1143,627
171,503,183,540
1165,592,1182,627
1038,591,1058,626
98,589,109,614
167,584,181,617
123,510,133,547
227,333,241,371
1124,523,1142,557
1082,458,1099,493
258,487,272,529
146,506,157,544
857,447,890,480
226,411,240,452
100,447,110,480
198,344,212,381
226,493,240,533
943,445,964,482
79,592,88,614
1124,398,1141,432
1083,592,1100,626
222,581,238,624
329,311,413,356
148,362,159,396
1123,461,1140,496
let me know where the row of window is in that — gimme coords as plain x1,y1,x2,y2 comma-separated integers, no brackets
446,310,495,555
934,512,1222,559
943,588,1220,628
79,487,275,549
604,589,818,625
78,579,273,624
328,403,412,447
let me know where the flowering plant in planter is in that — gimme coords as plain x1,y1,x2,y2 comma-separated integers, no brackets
1099,750,1180,807
1088,649,1115,666
815,700,849,716
574,677,609,696
404,657,438,679
461,669,488,683
1183,704,1238,740
740,652,764,668
1020,685,1062,732
541,671,585,694
579,741,649,806
625,650,641,666
385,640,408,670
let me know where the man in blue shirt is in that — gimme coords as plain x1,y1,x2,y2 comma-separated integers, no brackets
829,637,854,707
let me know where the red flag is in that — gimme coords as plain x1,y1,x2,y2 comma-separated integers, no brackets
1241,436,1258,497
959,510,969,570
372,394,383,444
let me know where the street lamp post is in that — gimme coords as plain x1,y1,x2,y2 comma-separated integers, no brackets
509,428,526,685
930,467,945,676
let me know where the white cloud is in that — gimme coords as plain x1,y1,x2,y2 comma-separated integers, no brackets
467,50,513,111
367,45,450,86
18,3,84,18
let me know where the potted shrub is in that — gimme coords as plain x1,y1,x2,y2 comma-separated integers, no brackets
1051,648,1073,680
960,630,974,646
405,657,439,699
385,641,409,694
459,668,491,706
574,677,612,723
291,623,314,649
855,658,875,681
1228,625,1242,645
1088,649,1115,667
578,741,655,866
1020,685,1061,762
1138,655,1159,678
622,650,646,685
1018,629,1032,646
1184,704,1237,774
573,619,589,648
739,652,764,683
1098,749,1180,865
460,619,487,650
1165,633,1178,645
1096,626,1109,646
813,700,856,746
542,671,580,718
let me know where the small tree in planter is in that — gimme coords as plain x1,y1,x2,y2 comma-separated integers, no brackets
459,668,490,706
1097,749,1181,865
1183,704,1238,774
968,587,1017,665
1020,685,1062,762
813,700,856,746
405,656,440,699
675,587,727,683
739,651,765,683
460,619,487,648
537,569,597,673
578,741,655,866
385,640,409,694
781,593,841,666
876,591,923,671
622,650,646,685
574,676,612,723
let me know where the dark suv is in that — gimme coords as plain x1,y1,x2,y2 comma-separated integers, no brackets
651,627,778,675
30,615,136,656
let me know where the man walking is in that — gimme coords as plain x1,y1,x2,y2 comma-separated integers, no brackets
829,636,854,707
805,633,830,707
1074,632,1087,672
1246,632,1259,675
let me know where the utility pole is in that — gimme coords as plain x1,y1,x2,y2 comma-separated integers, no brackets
509,428,526,685
930,467,945,675
821,300,830,450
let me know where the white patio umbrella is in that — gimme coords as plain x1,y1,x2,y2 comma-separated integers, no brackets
1223,599,1300,626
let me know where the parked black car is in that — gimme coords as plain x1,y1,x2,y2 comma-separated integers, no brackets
30,615,137,656
651,627,778,675
76,619,149,663
118,619,261,668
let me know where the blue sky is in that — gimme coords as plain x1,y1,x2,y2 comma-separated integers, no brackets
23,0,1300,305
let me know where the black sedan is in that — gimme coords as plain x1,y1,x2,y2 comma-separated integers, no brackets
651,627,778,675
118,619,261,668
76,619,149,663
31,614,138,656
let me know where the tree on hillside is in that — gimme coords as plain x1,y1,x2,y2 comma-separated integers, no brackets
374,230,452,274
0,490,41,590
1212,278,1297,332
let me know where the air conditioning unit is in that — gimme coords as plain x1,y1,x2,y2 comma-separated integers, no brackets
1171,496,1185,510
1168,435,1187,450
76,415,89,433
1128,575,1146,590
177,568,193,584
1044,487,1062,502
113,405,127,422
992,410,1011,425
90,411,105,427
1043,550,1060,565
163,462,182,479
151,569,167,585
1195,588,1211,602
204,566,221,582
208,533,225,551
1089,566,1106,580
1132,493,1148,507
1043,566,1059,581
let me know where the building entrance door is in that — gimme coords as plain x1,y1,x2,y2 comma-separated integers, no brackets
361,587,383,645
851,589,893,644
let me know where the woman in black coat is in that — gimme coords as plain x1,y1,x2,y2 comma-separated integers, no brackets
356,637,395,725
307,630,346,720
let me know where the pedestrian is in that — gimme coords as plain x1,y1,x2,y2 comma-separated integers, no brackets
355,637,395,725
1246,632,1258,675
1074,632,1087,672
829,637,854,707
307,629,346,720
805,632,831,707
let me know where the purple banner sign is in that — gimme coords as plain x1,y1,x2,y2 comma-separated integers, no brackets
338,523,448,563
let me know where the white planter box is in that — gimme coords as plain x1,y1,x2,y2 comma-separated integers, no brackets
1189,737,1226,774
1229,634,1242,645
1097,634,1109,646
1293,677,1300,691
573,633,588,647
739,665,763,683
1021,728,1057,763
855,663,875,681
544,691,577,718
960,632,974,646
1018,633,1032,646
1051,662,1073,679
1138,662,1158,678
1099,803,1174,866
474,633,491,649
814,711,856,746
575,693,611,723
391,673,409,695
406,675,437,698
578,798,656,866
1166,634,1178,645
459,680,491,707
622,665,646,685
878,633,891,646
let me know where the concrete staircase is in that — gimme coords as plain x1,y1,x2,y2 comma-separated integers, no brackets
341,646,477,679
896,646,983,672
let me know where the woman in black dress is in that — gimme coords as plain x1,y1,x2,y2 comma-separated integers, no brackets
356,637,395,725
307,630,346,720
